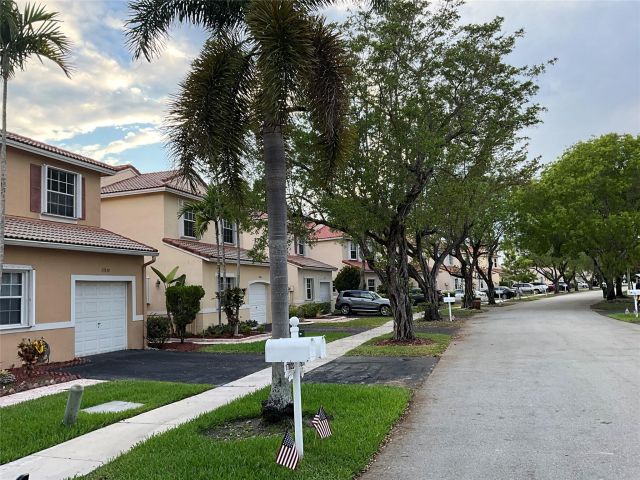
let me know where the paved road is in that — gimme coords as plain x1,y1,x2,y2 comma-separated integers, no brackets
362,291,640,480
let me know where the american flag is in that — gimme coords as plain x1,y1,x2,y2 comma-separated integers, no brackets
275,430,299,470
311,406,332,439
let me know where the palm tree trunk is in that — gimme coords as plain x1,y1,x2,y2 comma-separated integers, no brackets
262,123,292,417
0,74,7,280
215,220,222,326
236,222,241,285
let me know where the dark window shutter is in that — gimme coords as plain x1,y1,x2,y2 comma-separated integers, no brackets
80,176,86,220
30,164,42,213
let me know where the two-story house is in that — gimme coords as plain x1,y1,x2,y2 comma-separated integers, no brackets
303,226,381,293
0,133,157,367
101,169,278,331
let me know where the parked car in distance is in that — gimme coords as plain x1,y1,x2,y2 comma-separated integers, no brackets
409,288,444,305
512,282,536,294
335,290,392,316
474,290,489,302
531,282,548,294
490,286,516,299
547,284,556,293
578,282,589,289
453,289,465,301
558,282,569,292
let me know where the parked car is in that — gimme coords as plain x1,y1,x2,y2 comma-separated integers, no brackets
547,284,556,293
578,282,589,289
491,286,516,299
558,282,569,292
512,282,535,295
531,282,548,294
409,288,444,305
453,289,465,301
335,290,392,316
474,290,489,302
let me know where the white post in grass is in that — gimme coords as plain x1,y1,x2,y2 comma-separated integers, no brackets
289,317,304,457
444,295,455,322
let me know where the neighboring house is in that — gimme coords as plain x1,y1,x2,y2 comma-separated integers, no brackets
436,253,502,292
100,169,273,331
304,226,381,293
287,251,337,306
0,133,157,367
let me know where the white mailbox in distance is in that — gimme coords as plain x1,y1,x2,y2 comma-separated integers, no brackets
265,336,327,363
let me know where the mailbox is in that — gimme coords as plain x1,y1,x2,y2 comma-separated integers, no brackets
265,336,327,363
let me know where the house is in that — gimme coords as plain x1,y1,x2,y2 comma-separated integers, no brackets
287,253,337,306
101,169,276,331
436,253,502,292
302,226,381,292
0,133,157,367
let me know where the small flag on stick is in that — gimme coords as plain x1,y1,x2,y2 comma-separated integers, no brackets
311,406,332,439
275,430,300,470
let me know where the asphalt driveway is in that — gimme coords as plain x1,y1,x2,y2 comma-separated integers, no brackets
62,349,267,385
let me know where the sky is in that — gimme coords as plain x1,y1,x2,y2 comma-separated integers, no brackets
9,0,640,172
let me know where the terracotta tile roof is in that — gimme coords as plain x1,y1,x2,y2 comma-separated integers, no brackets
4,215,157,254
288,255,337,271
102,170,205,197
163,237,268,264
313,225,344,240
342,259,374,272
112,164,141,174
6,132,117,173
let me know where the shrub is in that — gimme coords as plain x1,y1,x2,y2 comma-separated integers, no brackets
376,284,388,295
217,287,246,335
17,338,48,372
318,302,331,314
147,315,171,348
0,369,16,385
334,265,361,292
205,324,233,337
243,320,259,328
257,325,266,334
289,305,301,318
166,285,205,343
296,302,327,319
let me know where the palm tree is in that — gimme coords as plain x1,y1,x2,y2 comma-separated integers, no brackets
126,0,354,416
0,0,72,277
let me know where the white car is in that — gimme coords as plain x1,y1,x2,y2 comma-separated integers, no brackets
512,283,535,295
578,282,589,289
474,290,489,302
531,283,548,294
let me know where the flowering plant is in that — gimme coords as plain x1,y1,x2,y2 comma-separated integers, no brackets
17,338,48,372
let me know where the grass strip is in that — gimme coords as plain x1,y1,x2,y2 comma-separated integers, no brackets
607,312,640,324
310,316,390,329
346,332,452,357
198,331,351,354
80,383,410,480
0,380,211,464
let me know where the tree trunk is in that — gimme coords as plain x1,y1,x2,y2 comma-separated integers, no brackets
262,123,292,417
463,272,474,308
359,256,366,290
605,280,615,300
0,75,7,280
215,221,222,326
409,264,441,322
615,276,624,297
386,235,414,339
236,222,241,286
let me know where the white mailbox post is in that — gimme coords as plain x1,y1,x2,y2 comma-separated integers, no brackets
629,289,639,318
265,317,327,457
443,295,455,322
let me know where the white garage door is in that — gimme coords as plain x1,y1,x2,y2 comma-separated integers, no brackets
319,281,331,303
249,282,267,324
75,282,127,356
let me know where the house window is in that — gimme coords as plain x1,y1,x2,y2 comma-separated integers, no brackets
296,239,305,256
367,278,376,292
454,278,461,289
0,270,30,327
183,210,196,238
222,220,235,244
46,167,78,217
493,258,498,268
447,254,454,266
305,278,314,301
218,276,236,291
349,241,359,260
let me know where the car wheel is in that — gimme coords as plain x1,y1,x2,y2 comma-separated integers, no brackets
380,305,391,316
340,304,351,315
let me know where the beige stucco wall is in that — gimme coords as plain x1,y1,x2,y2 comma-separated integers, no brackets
7,145,104,226
287,264,334,306
0,245,146,367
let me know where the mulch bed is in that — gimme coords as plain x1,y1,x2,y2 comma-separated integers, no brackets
205,415,317,441
181,331,265,340
0,358,86,397
153,342,203,352
373,338,435,347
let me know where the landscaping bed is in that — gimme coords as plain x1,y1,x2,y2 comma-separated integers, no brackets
346,332,452,357
0,379,211,464
0,359,87,397
79,383,410,480
590,298,640,324
198,331,352,354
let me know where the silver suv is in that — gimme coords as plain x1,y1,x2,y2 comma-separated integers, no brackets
335,290,392,316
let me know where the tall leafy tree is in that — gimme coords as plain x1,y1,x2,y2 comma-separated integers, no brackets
126,0,356,415
0,0,71,277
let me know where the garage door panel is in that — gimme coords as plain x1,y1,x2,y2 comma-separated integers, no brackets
249,283,267,325
75,282,127,357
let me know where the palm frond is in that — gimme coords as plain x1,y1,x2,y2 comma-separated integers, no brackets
303,19,352,173
166,33,254,200
0,1,72,79
247,1,314,126
126,0,249,61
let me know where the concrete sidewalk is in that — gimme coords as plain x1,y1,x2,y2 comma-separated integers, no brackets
0,321,393,480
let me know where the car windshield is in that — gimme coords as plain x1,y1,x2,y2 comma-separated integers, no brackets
370,292,381,299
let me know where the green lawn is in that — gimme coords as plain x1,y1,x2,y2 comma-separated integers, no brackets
80,384,410,480
310,316,390,329
607,312,640,324
346,332,452,357
198,331,352,354
0,380,211,465
591,298,635,311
